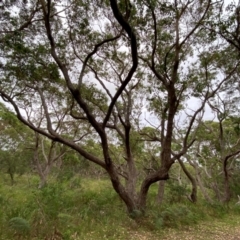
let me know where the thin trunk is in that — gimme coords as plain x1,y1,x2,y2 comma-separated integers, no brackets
186,156,213,203
223,177,231,203
8,169,14,186
223,161,231,202
38,174,47,189
138,82,176,209
195,171,213,203
211,182,222,201
38,164,51,188
126,158,137,200
222,151,240,202
34,153,45,188
178,158,197,203
34,149,52,188
156,180,165,204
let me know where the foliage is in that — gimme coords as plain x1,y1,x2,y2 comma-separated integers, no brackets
9,217,30,235
0,103,33,184
1,175,240,239
190,117,240,202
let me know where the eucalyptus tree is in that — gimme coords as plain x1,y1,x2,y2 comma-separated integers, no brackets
198,119,240,202
199,0,240,201
206,98,240,202
0,0,143,213
0,103,33,184
209,0,240,52
133,0,240,205
0,0,239,214
32,134,69,188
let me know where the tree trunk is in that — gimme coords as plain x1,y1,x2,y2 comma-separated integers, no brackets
211,182,222,201
178,158,197,203
8,168,15,186
223,177,231,203
138,163,173,210
186,156,213,203
195,171,213,203
126,157,137,201
156,180,165,204
38,174,47,188
107,163,137,213
35,160,50,188
223,161,231,203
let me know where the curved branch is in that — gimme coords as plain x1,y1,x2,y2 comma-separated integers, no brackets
103,0,138,127
0,90,106,169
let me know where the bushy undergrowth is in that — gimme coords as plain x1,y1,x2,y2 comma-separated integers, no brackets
0,174,238,240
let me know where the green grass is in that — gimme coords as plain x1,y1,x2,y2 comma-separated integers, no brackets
0,174,240,240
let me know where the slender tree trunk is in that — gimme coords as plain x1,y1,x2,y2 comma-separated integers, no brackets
156,180,165,204
138,84,176,209
223,177,231,203
38,164,51,188
8,168,15,186
38,174,47,188
211,182,222,201
126,158,137,201
195,171,213,203
223,161,231,203
35,154,46,188
178,158,197,203
34,149,53,188
186,156,213,203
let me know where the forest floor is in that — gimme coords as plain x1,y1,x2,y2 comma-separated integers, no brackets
124,214,240,240
2,176,240,240
80,212,240,240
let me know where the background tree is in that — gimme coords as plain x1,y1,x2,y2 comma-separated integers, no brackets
0,103,32,184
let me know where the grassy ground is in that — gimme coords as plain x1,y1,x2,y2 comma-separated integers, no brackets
161,215,240,240
1,174,240,239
